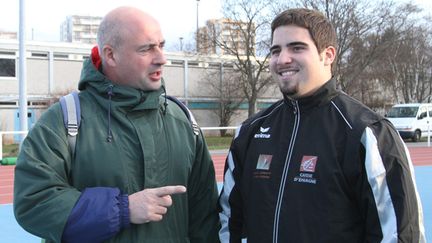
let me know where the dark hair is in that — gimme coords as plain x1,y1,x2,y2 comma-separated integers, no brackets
271,8,337,54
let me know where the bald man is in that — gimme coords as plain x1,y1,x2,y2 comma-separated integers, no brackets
14,6,220,243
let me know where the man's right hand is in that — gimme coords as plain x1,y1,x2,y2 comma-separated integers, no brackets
128,185,187,224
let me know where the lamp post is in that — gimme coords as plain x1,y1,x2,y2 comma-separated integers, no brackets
19,0,28,145
179,37,184,52
196,0,200,52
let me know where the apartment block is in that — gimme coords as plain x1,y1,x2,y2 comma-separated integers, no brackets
197,18,255,56
0,31,17,40
60,15,102,44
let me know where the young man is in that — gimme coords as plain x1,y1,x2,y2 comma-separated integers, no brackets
14,6,220,243
218,8,425,243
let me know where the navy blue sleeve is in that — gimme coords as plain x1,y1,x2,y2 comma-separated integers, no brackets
62,187,130,243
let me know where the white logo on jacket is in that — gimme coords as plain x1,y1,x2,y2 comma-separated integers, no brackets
254,127,271,139
260,127,270,133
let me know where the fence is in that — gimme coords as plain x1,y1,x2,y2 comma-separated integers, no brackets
201,126,238,131
0,127,239,161
2,126,429,161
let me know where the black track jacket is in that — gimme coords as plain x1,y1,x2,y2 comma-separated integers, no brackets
218,79,425,243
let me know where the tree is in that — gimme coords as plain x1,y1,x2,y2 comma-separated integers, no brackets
392,27,432,103
198,0,431,115
199,0,275,117
371,4,432,104
201,63,245,136
166,34,197,54
277,0,431,108
295,1,393,91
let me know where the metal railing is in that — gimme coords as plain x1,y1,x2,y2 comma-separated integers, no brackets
2,125,428,162
201,126,238,131
0,128,240,161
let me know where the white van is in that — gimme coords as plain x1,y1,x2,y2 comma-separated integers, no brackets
386,103,432,142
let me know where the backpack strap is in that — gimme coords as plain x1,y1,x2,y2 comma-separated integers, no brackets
58,93,196,160
59,91,81,158
166,96,200,135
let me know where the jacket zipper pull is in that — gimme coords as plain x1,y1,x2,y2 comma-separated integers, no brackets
292,101,298,115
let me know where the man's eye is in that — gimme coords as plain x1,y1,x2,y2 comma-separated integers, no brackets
270,49,280,56
139,46,152,52
293,46,304,52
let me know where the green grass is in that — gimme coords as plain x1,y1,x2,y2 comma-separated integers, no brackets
4,135,430,156
204,135,233,150
1,136,234,157
3,143,19,157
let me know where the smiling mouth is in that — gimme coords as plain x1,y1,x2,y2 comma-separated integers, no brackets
279,70,298,77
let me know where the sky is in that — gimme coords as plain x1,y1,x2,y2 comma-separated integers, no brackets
0,0,222,50
0,0,431,50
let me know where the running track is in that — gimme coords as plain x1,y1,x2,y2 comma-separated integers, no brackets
1,146,431,205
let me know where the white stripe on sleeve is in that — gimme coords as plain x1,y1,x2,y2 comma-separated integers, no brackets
361,127,397,243
219,126,241,242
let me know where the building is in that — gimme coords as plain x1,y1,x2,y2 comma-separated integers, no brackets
197,18,255,56
0,40,279,142
0,31,17,40
60,15,102,44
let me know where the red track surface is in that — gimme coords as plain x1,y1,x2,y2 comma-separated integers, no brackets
0,165,14,205
1,147,431,205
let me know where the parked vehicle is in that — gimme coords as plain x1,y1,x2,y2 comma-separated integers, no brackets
386,103,432,142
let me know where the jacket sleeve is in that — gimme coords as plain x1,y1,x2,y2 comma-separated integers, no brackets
14,113,81,242
187,130,221,243
62,187,130,243
218,127,244,243
357,120,425,242
13,107,129,243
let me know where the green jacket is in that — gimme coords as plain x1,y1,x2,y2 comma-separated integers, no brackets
14,58,220,242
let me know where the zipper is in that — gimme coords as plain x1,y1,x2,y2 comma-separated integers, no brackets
106,85,114,142
272,100,300,243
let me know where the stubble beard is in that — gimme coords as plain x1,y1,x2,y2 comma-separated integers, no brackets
279,80,299,98
140,73,162,91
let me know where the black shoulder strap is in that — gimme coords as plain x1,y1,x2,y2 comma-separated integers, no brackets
59,91,80,158
166,95,200,135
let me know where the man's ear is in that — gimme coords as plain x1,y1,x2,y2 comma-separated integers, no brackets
102,45,116,67
323,46,336,66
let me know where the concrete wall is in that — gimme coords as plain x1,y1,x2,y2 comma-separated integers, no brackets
0,40,280,139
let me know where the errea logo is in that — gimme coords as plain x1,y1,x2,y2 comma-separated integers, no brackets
254,127,271,139
260,127,270,133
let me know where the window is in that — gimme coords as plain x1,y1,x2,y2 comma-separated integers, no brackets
188,61,199,66
418,107,427,119
169,60,184,66
31,52,48,58
208,62,221,68
387,106,418,118
0,58,16,77
223,63,234,68
54,53,69,59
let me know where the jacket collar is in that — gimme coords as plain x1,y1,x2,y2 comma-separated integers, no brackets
284,78,338,112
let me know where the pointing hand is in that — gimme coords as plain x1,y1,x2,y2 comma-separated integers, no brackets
128,185,187,224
